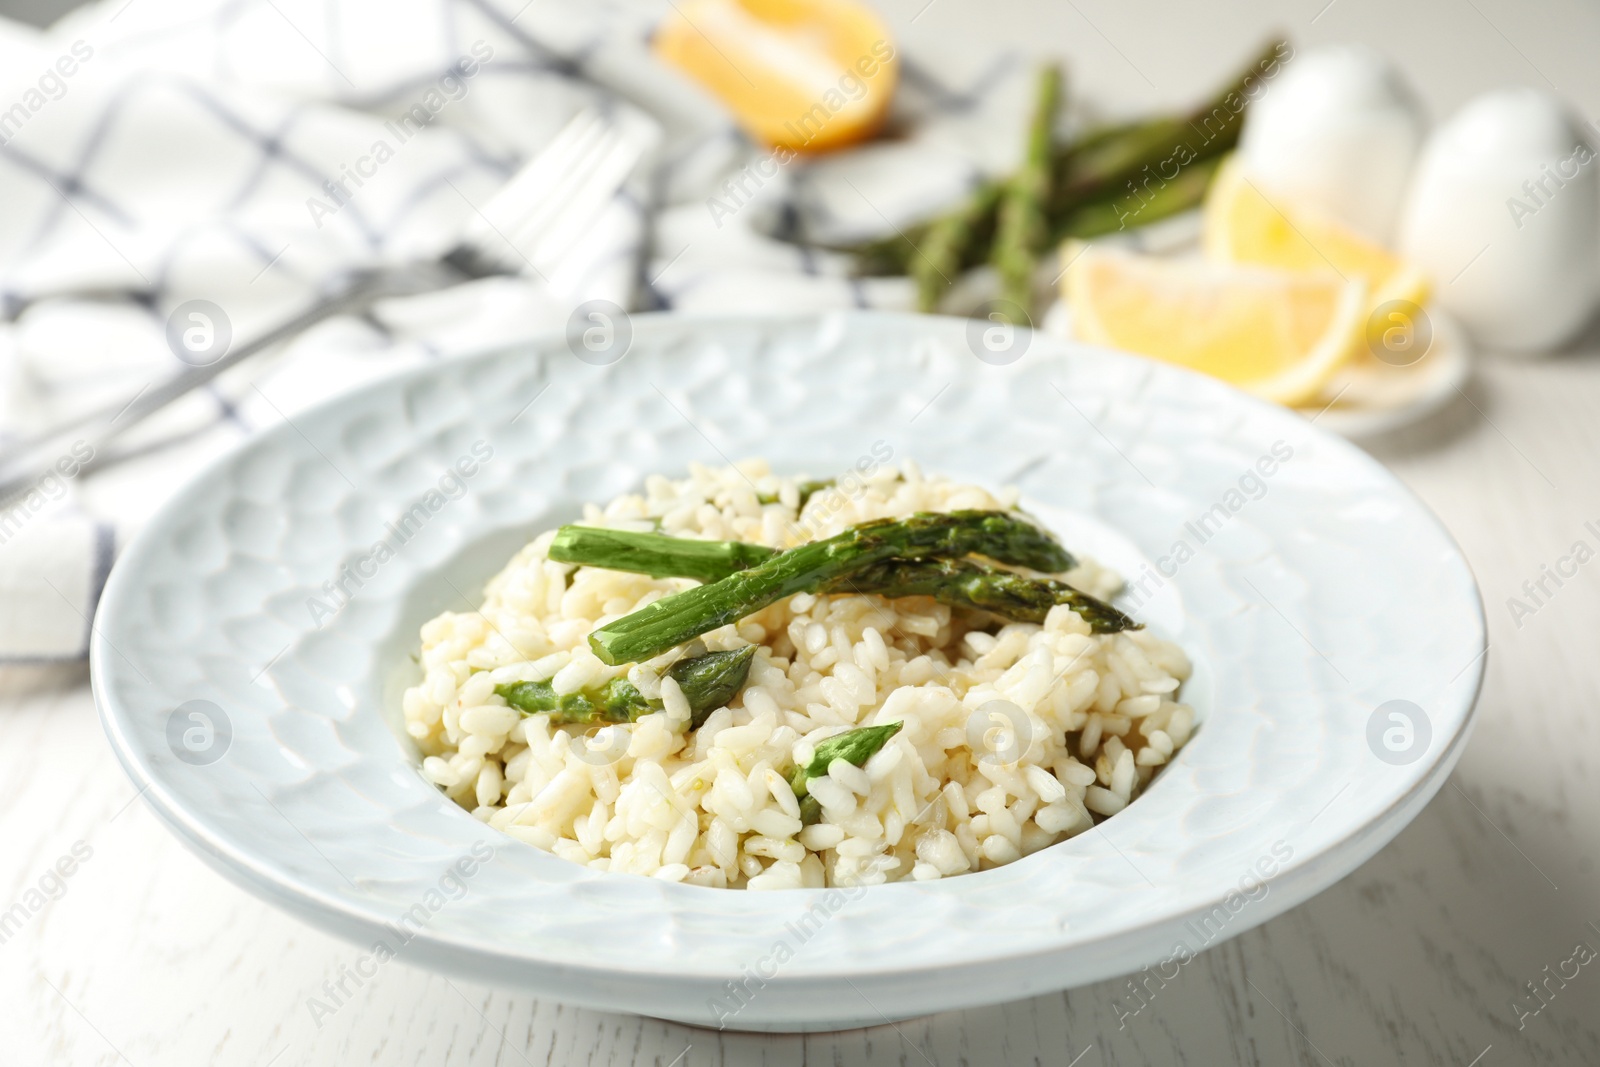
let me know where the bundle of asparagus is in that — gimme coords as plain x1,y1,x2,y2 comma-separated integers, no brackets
848,39,1287,321
552,523,1133,638
551,510,1137,667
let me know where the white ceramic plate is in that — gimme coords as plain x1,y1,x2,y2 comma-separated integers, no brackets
93,312,1485,1032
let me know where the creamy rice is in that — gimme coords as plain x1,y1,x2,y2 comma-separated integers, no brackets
403,460,1194,889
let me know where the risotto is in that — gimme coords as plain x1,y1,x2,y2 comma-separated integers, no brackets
403,459,1194,889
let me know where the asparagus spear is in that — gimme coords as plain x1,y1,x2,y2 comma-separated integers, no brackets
1174,39,1285,153
1047,116,1187,222
850,231,922,277
789,721,903,825
549,525,1135,632
1046,39,1284,239
848,183,1001,283
549,525,773,583
553,524,777,579
1055,154,1224,239
587,511,1074,665
913,181,1004,312
497,645,756,729
496,676,647,724
839,556,1136,632
991,64,1062,321
664,646,760,727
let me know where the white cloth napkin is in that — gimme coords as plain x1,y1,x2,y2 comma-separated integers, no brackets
0,0,1030,661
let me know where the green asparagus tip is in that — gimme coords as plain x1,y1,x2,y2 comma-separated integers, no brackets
667,644,758,729
792,720,904,795
804,720,903,780
792,720,904,825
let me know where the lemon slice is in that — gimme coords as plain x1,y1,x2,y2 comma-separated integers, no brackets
1064,242,1368,406
654,0,898,153
1203,155,1429,310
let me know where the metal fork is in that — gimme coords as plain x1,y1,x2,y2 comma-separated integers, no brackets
0,105,657,501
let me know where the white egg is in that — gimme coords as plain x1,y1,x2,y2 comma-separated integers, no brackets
1240,44,1425,243
1398,88,1599,352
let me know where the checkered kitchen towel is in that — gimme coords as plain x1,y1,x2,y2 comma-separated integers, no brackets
0,0,1032,661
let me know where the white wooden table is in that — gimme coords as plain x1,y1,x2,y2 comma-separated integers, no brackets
6,1,1600,1063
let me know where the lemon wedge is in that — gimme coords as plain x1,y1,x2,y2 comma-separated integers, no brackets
654,0,898,153
1064,242,1368,406
1203,155,1429,311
